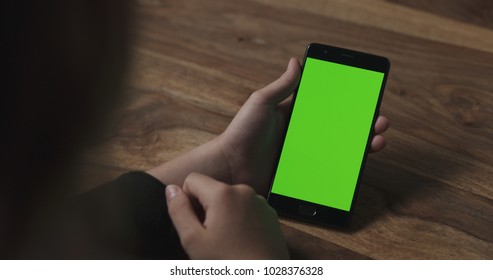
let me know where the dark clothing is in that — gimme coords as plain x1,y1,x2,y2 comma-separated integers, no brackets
70,171,187,259
10,172,188,259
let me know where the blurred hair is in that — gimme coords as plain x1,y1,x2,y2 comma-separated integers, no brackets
2,0,133,256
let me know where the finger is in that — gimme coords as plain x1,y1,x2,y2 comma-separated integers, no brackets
182,172,229,207
278,93,293,109
374,116,390,135
165,184,203,240
252,58,301,105
369,135,386,153
278,94,294,116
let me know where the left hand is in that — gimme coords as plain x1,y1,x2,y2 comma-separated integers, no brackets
215,58,389,195
148,58,390,195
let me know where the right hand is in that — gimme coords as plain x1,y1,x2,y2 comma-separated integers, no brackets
165,173,289,259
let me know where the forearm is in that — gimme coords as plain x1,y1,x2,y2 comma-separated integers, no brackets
146,136,231,187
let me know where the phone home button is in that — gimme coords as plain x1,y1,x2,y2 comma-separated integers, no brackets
298,205,317,216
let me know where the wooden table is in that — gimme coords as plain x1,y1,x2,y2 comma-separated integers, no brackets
77,0,493,259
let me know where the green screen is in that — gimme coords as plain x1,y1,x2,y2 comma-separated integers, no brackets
271,57,384,211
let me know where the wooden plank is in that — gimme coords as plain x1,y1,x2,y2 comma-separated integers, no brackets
281,224,371,259
253,0,493,53
387,0,493,29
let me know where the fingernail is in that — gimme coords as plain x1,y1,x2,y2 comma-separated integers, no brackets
165,184,180,203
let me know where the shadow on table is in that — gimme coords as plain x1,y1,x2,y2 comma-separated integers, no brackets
344,143,458,233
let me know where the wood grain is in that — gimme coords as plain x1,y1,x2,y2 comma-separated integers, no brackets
77,0,493,259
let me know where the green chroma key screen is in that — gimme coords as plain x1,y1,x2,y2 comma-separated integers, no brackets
271,57,385,211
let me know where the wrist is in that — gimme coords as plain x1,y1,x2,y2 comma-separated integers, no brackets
146,135,232,186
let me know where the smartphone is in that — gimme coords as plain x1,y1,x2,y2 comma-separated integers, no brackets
267,43,390,227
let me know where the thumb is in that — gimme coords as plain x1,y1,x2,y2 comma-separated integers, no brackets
251,58,301,105
165,184,202,241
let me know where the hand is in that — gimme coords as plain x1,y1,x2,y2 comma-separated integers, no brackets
216,58,390,195
165,173,289,259
147,58,390,195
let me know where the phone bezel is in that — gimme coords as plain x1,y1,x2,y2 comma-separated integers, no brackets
267,43,390,228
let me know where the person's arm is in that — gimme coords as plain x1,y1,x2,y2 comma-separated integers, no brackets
147,58,390,196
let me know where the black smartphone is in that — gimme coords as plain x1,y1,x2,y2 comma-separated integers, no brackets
267,43,390,227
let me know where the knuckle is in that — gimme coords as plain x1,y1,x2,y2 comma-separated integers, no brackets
235,184,256,197
250,90,261,99
215,183,233,197
250,90,265,103
183,172,200,190
185,172,199,182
